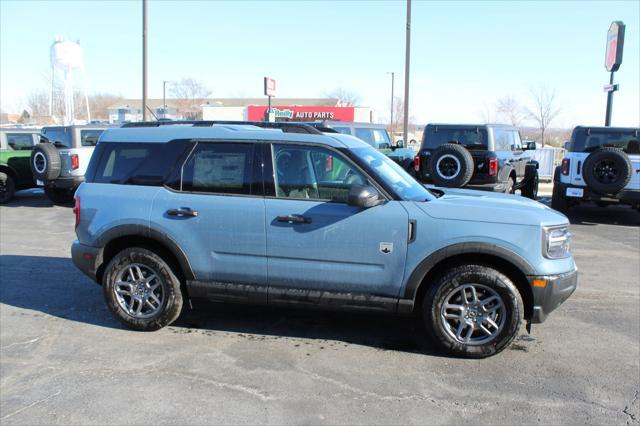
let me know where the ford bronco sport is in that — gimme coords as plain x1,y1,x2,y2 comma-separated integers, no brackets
552,126,640,212
30,124,110,204
71,121,577,358
414,124,539,199
0,128,40,203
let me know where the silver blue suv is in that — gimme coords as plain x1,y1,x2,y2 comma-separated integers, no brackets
71,122,577,358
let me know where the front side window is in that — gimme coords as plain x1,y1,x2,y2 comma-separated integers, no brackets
180,143,254,195
272,144,368,203
354,128,375,146
511,131,523,151
81,129,104,146
6,133,35,150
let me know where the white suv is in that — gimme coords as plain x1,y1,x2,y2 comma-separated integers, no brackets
30,124,111,204
552,126,640,211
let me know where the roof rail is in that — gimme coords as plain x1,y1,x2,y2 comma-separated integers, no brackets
120,120,323,134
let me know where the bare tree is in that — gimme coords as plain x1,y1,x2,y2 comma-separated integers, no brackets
525,87,561,147
325,88,360,107
169,77,211,119
478,102,496,124
88,93,123,120
27,90,51,117
496,95,524,127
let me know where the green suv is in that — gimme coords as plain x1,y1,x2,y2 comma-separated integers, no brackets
0,128,40,203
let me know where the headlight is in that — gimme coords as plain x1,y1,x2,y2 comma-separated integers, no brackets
542,225,572,259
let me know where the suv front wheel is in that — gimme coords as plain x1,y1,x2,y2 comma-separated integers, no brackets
422,264,523,358
103,247,184,331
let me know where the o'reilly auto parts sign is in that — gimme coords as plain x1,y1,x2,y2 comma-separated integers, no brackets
247,105,355,121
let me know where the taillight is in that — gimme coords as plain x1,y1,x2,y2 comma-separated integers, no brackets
488,157,498,177
73,196,80,227
71,154,79,170
413,155,420,171
561,158,570,175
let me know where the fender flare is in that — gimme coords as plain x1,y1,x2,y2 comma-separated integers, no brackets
95,224,195,281
402,242,536,302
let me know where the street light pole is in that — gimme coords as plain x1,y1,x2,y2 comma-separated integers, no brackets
387,72,394,131
163,80,169,119
402,0,411,145
142,0,148,121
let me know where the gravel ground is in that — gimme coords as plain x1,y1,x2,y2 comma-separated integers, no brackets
1,189,638,425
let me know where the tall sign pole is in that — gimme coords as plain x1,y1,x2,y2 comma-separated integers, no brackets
603,21,625,127
387,72,395,131
142,0,148,121
264,77,276,122
403,0,411,145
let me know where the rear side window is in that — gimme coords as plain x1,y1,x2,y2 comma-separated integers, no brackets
90,140,189,185
570,129,640,154
179,143,255,195
423,127,488,150
41,128,71,148
6,133,35,150
81,130,104,146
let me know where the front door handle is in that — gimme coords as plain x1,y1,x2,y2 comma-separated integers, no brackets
167,207,198,217
276,214,312,224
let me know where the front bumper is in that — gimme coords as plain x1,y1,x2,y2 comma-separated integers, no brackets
530,268,578,323
71,240,102,283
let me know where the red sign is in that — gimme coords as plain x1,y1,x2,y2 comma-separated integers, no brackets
247,105,355,122
264,77,276,97
605,21,625,72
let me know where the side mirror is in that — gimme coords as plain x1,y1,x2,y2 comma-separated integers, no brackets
525,142,536,150
563,142,570,151
347,185,384,208
396,139,404,148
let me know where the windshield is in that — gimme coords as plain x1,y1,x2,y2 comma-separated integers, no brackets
350,147,434,201
423,127,488,150
570,129,640,153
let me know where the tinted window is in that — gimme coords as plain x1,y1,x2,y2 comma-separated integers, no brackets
81,129,104,146
570,129,640,154
6,133,34,150
41,127,71,148
423,127,488,150
180,143,254,195
333,127,351,135
91,140,189,185
493,129,513,151
273,144,368,202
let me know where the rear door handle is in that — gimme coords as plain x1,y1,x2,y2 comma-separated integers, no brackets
167,207,198,217
276,214,312,224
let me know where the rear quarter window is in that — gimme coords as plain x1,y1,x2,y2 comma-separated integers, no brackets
89,140,189,185
6,133,35,150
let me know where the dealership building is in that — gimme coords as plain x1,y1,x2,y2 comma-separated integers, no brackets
107,98,375,124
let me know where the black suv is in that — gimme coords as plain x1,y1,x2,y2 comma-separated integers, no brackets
413,124,539,198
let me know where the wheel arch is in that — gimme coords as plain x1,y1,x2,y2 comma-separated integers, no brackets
95,226,195,286
0,164,18,181
402,243,535,320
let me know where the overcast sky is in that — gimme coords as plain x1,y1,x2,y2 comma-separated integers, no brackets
1,0,638,127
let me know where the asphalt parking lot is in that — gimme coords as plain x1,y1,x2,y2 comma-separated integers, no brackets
1,189,638,425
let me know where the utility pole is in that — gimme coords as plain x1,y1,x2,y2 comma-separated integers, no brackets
402,0,411,145
163,80,169,119
142,0,148,121
387,72,394,132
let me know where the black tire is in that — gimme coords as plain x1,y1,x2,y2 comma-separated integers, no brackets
0,172,16,204
44,186,74,205
422,264,523,358
103,247,183,331
428,144,474,187
521,164,539,199
551,166,570,212
30,143,61,181
582,147,632,195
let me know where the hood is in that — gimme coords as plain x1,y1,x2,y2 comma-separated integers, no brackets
416,187,568,226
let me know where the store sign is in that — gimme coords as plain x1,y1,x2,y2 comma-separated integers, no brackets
247,105,355,122
605,21,625,72
264,77,277,97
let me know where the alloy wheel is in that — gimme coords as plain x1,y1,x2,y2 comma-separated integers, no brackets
113,263,165,319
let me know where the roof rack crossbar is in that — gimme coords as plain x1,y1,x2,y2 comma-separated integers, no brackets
120,120,323,134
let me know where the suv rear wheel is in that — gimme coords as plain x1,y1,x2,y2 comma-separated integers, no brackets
521,165,539,199
422,264,523,358
103,247,183,331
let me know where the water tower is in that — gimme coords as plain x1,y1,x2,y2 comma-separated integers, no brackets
49,37,91,124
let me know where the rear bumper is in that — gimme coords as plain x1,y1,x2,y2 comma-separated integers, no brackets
530,268,578,323
71,240,102,283
465,182,508,193
42,176,84,190
555,181,640,205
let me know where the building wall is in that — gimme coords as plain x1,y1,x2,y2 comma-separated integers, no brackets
202,106,246,121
